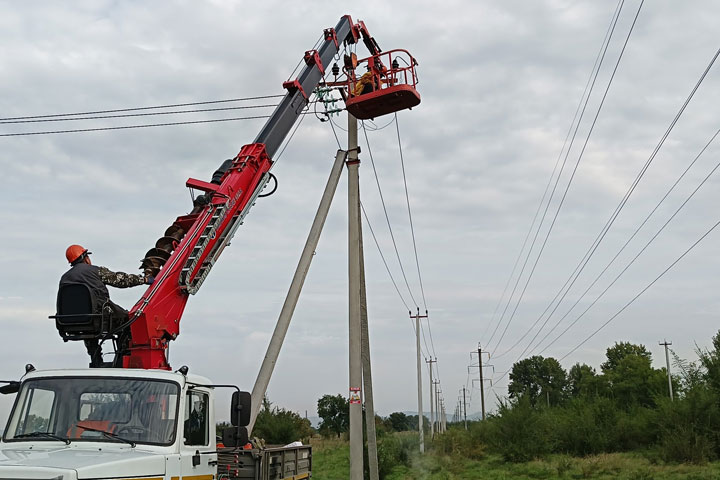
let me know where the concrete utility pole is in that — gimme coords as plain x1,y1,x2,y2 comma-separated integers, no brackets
359,221,379,480
462,386,467,430
660,340,674,401
411,309,428,453
426,358,436,438
478,345,486,420
249,150,347,433
347,113,363,480
439,399,443,432
469,344,488,421
434,383,440,434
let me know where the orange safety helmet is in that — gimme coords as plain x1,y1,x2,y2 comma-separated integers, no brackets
65,244,90,264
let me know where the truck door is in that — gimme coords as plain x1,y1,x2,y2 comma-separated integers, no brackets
180,388,217,478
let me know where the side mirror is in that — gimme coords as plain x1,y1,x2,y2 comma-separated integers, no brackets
222,426,249,447
230,391,251,427
0,381,20,395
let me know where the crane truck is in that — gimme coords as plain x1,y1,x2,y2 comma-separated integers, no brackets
0,14,420,480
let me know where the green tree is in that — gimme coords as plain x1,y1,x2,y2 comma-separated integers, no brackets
317,394,349,438
386,412,410,432
605,352,665,408
697,330,720,393
253,396,313,444
508,355,567,406
568,363,607,398
601,342,651,373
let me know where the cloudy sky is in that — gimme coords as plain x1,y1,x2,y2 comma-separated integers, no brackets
2,0,720,423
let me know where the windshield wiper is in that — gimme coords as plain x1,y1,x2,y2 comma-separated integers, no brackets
75,425,136,448
15,432,70,445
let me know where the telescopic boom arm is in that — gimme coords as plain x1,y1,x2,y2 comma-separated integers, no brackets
122,16,377,369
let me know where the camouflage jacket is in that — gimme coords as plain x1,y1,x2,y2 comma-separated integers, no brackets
98,266,145,288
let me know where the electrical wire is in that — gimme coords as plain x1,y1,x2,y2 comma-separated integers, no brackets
393,113,439,365
360,202,412,313
494,134,720,382
396,113,428,310
0,115,272,137
360,120,420,308
537,144,720,356
0,104,278,124
527,126,720,356
480,0,624,344
488,0,640,358
495,36,720,360
0,95,284,122
558,217,720,361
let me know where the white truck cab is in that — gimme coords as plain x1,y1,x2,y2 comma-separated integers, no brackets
0,367,243,480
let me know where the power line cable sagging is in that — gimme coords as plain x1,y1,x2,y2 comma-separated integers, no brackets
492,45,720,382
500,42,720,368
357,115,441,390
0,95,284,122
0,95,286,137
486,0,639,358
480,0,626,346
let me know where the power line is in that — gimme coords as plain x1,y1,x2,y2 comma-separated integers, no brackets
559,217,720,361
496,37,720,360
494,131,720,382
485,0,628,351
527,126,720,356
395,114,428,310
360,120,419,308
0,95,284,122
480,0,625,345
0,115,272,137
360,202,412,313
537,139,720,356
393,113,439,363
0,104,278,124
488,0,642,358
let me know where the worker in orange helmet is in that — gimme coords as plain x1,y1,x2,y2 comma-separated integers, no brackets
59,245,153,366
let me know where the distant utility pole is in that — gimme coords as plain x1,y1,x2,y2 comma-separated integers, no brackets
478,345,486,420
440,398,447,433
659,340,674,401
462,386,467,430
411,309,428,452
434,382,442,433
426,358,436,438
469,344,490,420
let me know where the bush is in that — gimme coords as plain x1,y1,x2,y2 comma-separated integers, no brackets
655,386,720,463
551,398,615,455
610,406,656,451
431,426,485,460
253,397,313,445
376,433,416,479
486,397,554,462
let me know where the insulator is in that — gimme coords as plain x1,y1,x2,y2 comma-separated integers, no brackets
392,58,399,70
332,62,339,77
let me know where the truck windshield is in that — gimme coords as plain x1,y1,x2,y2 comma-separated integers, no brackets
3,376,180,446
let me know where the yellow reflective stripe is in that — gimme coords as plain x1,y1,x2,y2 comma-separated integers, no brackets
291,474,310,480
182,476,214,480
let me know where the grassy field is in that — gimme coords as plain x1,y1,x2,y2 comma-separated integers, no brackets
310,436,720,479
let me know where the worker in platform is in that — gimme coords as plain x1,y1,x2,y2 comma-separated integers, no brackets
59,244,152,366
